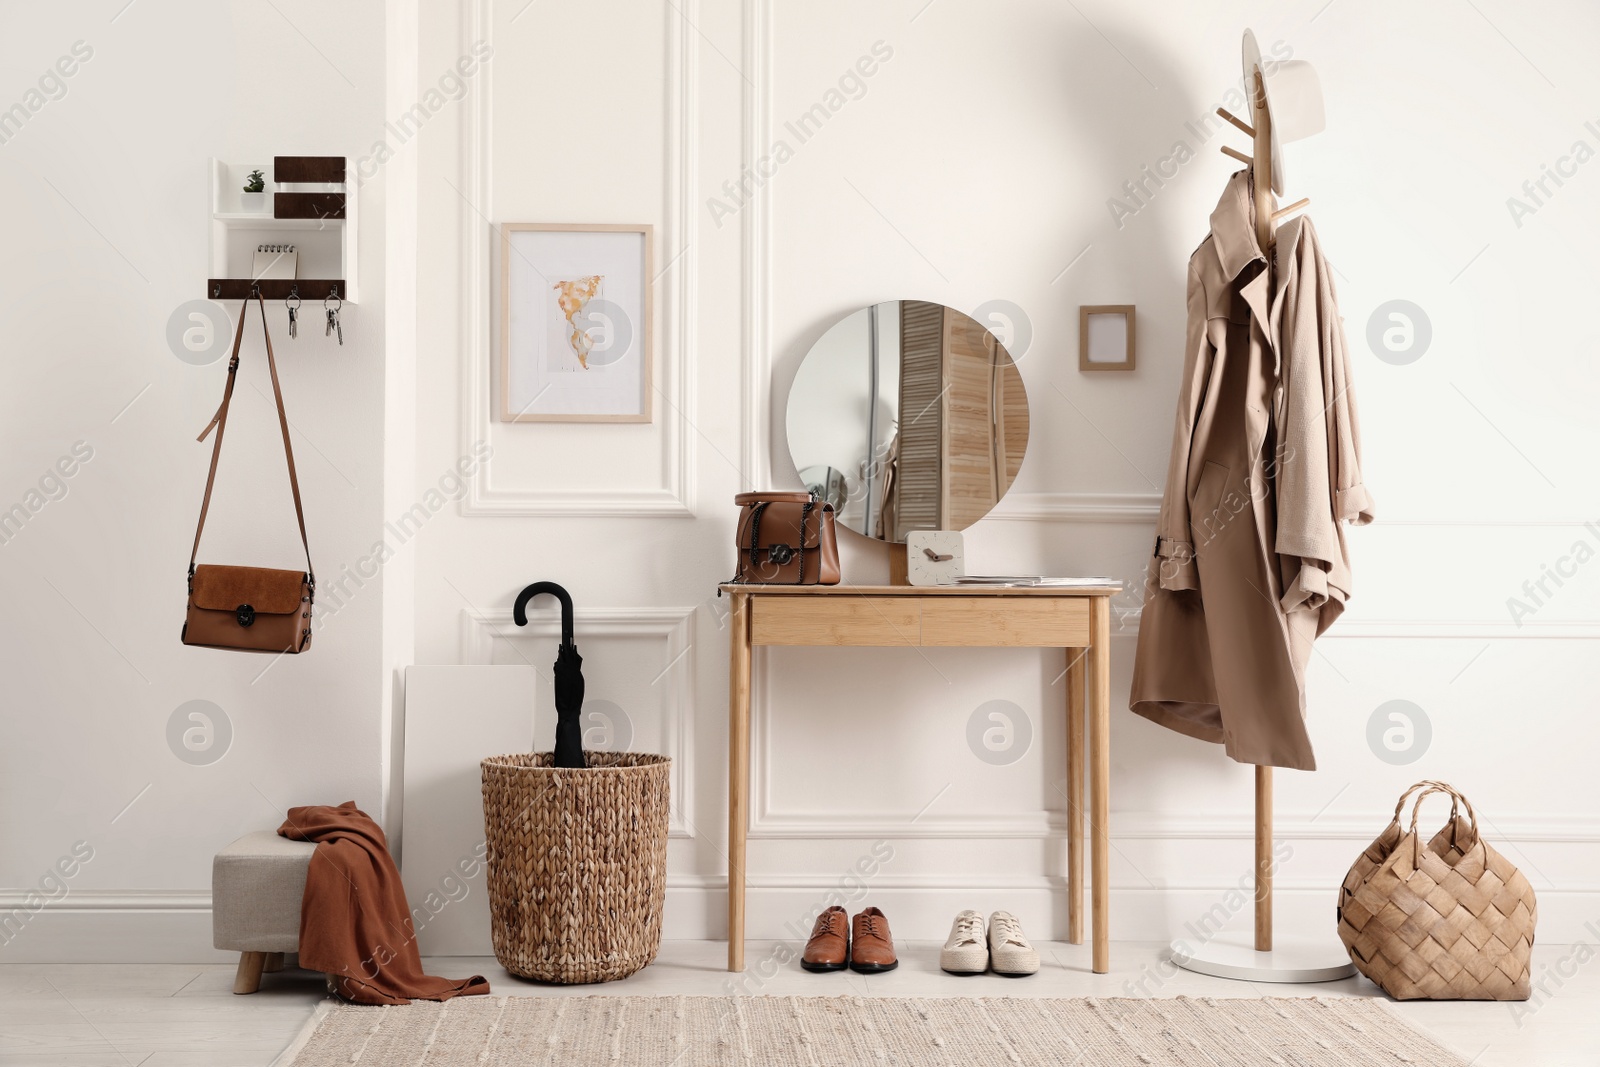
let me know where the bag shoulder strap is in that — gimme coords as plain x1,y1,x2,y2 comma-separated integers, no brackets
189,293,314,584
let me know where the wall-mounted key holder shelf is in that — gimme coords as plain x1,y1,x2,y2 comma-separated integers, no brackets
207,156,357,304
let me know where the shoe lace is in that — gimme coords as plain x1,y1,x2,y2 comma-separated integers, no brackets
814,910,841,937
863,913,884,940
955,912,983,945
992,913,1026,946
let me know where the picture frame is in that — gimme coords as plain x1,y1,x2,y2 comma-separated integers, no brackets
499,223,654,422
1078,305,1136,372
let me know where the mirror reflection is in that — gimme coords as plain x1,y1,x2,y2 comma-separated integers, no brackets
786,300,1029,542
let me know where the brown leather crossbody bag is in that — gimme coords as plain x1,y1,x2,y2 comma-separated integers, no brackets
730,491,840,585
182,294,315,654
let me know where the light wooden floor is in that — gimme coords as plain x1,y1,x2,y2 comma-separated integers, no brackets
1,940,1589,1065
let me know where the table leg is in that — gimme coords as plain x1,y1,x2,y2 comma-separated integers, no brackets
1089,597,1111,974
728,592,751,972
1066,646,1086,945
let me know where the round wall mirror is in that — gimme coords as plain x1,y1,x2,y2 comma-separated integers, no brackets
786,299,1029,542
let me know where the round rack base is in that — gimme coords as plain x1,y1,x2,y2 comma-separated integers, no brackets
1169,935,1358,984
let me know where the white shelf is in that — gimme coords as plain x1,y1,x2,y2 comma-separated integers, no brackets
208,158,358,303
212,213,346,229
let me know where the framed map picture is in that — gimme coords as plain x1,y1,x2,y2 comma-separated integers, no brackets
499,223,653,422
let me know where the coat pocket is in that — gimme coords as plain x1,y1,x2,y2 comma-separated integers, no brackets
1189,460,1232,549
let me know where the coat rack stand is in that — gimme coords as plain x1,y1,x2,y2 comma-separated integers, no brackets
1167,68,1356,985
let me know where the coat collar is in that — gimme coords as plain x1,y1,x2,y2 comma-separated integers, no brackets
1209,169,1265,283
1209,169,1274,341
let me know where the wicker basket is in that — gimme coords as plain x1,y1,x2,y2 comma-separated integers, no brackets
480,751,670,984
1337,781,1535,1000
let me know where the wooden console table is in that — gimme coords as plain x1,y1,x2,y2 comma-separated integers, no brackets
721,582,1119,974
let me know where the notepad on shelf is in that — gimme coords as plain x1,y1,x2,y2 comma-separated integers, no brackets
251,243,298,280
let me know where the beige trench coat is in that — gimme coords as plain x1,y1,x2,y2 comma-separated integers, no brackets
1129,171,1373,771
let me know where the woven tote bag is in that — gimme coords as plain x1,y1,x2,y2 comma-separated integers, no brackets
1338,781,1536,1000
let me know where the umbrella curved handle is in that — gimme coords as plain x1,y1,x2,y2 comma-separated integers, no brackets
513,581,575,647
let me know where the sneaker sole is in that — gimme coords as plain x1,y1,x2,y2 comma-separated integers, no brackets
993,969,1038,977
939,949,989,975
939,966,985,976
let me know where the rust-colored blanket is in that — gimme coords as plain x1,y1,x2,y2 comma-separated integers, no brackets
278,801,490,1006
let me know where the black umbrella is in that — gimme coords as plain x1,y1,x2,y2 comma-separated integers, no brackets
513,581,587,769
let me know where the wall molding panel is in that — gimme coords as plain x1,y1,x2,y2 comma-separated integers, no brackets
750,810,1070,841
740,0,773,491
1108,616,1600,640
459,0,698,517
1328,619,1600,640
16,878,1600,960
746,807,1600,844
989,491,1162,522
0,890,214,912
984,497,1600,527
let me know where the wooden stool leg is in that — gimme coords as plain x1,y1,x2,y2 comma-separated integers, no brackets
263,952,285,973
233,951,267,994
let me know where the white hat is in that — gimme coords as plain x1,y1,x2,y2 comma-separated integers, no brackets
1240,30,1325,195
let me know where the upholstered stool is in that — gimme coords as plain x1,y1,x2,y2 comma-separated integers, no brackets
212,831,316,994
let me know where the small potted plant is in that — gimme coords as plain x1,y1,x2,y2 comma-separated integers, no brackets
241,169,266,212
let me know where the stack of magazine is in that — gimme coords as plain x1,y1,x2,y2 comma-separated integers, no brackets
938,576,1121,588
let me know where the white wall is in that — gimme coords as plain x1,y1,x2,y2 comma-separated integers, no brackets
6,0,1600,964
409,0,1600,952
0,1,391,960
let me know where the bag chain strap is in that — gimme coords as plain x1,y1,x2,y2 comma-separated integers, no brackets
795,499,811,584
745,501,767,581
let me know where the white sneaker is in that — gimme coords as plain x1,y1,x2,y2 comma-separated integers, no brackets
939,909,988,975
987,911,1039,976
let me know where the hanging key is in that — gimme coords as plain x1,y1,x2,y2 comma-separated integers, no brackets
323,293,343,345
286,290,301,340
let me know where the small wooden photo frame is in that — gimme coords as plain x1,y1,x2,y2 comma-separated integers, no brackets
1079,305,1136,372
499,223,654,423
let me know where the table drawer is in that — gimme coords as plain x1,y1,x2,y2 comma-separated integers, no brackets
919,597,1091,646
749,597,920,646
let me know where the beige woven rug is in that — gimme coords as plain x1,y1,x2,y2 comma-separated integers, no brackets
276,994,1469,1066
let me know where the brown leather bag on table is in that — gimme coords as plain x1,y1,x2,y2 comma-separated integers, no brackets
182,294,315,653
730,491,839,585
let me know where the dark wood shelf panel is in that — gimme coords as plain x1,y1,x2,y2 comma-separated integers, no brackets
273,156,346,183
208,278,346,300
273,192,345,220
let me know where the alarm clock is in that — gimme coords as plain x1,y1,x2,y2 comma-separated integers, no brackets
905,530,965,587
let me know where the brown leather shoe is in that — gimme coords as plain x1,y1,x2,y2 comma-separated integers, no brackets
801,905,849,972
850,907,898,973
